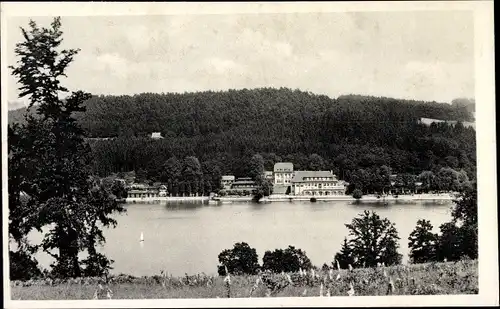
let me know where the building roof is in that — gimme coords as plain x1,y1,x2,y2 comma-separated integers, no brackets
130,183,148,189
274,162,294,172
151,132,163,138
264,171,273,175
128,189,158,194
291,171,337,183
222,175,235,180
232,180,256,185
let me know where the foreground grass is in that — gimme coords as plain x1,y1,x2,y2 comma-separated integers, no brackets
10,260,477,300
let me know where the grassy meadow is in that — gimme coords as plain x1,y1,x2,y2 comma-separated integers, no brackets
10,260,477,300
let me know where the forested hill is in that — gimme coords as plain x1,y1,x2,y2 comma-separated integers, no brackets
9,88,473,137
8,88,476,182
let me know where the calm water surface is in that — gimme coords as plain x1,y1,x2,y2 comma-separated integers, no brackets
30,200,453,277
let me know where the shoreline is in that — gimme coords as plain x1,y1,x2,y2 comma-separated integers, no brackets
125,196,210,203
262,194,455,203
123,193,456,204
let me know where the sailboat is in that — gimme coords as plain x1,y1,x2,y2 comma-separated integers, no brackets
140,232,144,242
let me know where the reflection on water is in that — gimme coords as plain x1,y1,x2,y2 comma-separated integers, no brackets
27,200,453,277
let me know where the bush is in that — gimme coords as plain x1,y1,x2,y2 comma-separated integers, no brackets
352,189,363,199
262,245,313,273
217,242,260,276
9,250,43,281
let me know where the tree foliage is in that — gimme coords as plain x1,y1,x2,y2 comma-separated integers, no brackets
343,210,402,267
408,219,438,263
262,245,313,273
8,17,125,279
352,189,363,199
333,237,355,269
436,184,478,261
407,184,478,263
217,242,260,276
9,88,476,187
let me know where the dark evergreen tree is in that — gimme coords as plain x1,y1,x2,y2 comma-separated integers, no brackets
248,154,265,180
408,219,438,263
333,237,355,269
436,184,477,261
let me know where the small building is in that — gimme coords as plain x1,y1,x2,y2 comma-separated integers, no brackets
274,162,294,185
221,175,236,190
231,177,257,190
115,178,126,185
419,118,475,129
127,187,159,199
264,171,274,180
158,185,168,197
130,183,148,190
151,132,164,139
227,177,257,195
127,184,168,199
291,171,346,196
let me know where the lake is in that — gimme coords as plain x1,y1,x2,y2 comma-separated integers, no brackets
29,200,453,277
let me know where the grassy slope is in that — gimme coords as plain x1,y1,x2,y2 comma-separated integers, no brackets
10,260,477,300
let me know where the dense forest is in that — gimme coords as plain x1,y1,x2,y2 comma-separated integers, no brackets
8,88,476,191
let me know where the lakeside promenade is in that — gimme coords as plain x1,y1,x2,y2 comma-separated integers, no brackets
124,193,455,204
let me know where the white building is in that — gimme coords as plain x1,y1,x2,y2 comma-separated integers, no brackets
221,175,235,190
264,171,274,180
273,162,294,185
151,132,163,139
291,171,346,196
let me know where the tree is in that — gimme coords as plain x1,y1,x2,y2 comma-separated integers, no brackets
435,222,463,261
344,210,402,267
9,250,44,281
408,219,438,264
217,242,260,275
333,237,355,269
374,165,392,194
182,156,203,195
349,169,372,194
248,154,265,180
436,184,477,261
182,156,203,182
262,245,313,273
401,173,417,193
8,17,125,278
111,180,128,200
254,174,273,200
418,170,435,192
135,168,148,183
352,189,363,199
160,157,182,183
307,153,326,170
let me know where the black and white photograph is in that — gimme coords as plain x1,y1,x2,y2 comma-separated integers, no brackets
2,1,497,307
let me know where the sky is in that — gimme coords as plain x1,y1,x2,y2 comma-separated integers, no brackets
5,11,475,110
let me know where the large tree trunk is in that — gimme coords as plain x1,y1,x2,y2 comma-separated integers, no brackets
58,226,81,278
